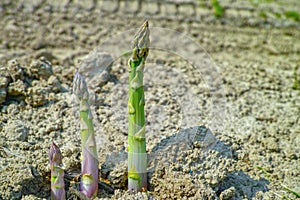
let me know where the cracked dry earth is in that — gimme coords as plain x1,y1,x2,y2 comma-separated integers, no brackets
0,0,299,200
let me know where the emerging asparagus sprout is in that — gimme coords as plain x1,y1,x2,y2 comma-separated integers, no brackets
73,71,98,198
128,21,150,193
49,142,66,200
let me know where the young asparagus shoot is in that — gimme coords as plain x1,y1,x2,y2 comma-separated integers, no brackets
49,142,66,200
128,20,150,193
73,71,98,198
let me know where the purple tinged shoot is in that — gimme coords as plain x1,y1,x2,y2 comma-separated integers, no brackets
49,143,66,200
73,71,98,198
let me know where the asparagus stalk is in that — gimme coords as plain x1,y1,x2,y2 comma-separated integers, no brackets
73,71,98,198
128,21,150,193
49,142,66,200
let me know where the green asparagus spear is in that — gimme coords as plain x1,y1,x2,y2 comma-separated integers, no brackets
128,21,150,193
73,71,98,198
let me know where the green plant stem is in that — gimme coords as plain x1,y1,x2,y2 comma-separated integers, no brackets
128,21,150,193
282,184,300,198
211,0,224,18
292,66,299,90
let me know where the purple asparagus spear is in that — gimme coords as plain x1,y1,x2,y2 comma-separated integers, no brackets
49,142,66,200
73,71,98,198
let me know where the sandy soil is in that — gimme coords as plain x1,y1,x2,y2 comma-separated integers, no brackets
0,0,299,199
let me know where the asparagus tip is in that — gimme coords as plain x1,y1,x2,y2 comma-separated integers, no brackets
73,71,89,100
132,21,150,62
143,20,148,28
49,142,62,166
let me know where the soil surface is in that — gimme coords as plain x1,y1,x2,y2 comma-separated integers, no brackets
0,0,299,200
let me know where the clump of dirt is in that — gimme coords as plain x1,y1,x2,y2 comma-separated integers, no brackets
0,57,63,107
78,49,113,92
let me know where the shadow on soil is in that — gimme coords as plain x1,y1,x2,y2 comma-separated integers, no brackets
15,164,114,199
100,125,269,198
15,166,51,199
149,125,269,198
216,170,269,199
